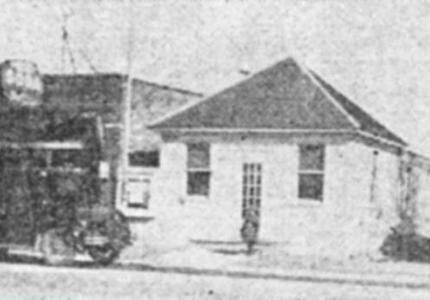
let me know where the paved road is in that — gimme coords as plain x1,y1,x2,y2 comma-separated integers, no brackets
0,262,428,300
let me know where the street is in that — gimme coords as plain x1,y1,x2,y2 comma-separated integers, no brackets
0,262,428,300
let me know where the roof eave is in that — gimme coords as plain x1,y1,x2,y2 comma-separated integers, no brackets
357,130,407,148
150,127,354,133
151,126,407,147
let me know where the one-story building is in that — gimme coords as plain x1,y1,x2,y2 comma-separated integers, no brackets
147,57,430,258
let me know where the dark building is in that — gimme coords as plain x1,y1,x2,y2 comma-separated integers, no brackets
42,73,202,215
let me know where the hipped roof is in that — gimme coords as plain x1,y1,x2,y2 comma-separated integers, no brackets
150,57,406,146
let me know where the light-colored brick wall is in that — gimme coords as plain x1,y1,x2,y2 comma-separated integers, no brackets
152,142,187,210
415,168,430,236
149,138,402,257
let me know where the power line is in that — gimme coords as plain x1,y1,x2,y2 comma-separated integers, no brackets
65,37,77,73
60,7,77,73
78,48,99,73
51,0,102,74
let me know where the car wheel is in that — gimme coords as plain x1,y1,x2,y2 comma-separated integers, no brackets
88,245,118,265
40,228,75,265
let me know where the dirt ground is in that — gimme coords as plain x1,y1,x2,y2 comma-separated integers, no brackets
0,262,429,300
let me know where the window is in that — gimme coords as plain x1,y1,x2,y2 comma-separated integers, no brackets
129,150,159,167
298,144,325,201
187,143,210,196
126,178,150,209
242,163,262,217
187,172,210,196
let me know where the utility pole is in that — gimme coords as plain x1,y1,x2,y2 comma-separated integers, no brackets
116,0,135,210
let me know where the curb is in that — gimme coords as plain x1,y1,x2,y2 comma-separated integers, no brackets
3,251,430,290
118,260,430,290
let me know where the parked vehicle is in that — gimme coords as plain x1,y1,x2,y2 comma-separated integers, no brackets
0,60,131,265
41,207,130,265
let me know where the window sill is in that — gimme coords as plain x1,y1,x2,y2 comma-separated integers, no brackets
290,199,324,207
117,206,155,219
186,195,209,201
126,166,158,175
181,195,210,205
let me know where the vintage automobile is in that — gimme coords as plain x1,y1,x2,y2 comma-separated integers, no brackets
0,60,131,265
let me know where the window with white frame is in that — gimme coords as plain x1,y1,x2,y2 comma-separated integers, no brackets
187,143,210,196
298,144,325,201
128,150,159,167
126,177,150,209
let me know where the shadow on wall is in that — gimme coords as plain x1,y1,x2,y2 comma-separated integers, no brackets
380,223,430,263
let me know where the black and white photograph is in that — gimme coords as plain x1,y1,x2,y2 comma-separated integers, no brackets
1,0,430,299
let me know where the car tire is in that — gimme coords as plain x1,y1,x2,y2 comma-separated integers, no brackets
40,228,75,265
87,244,119,265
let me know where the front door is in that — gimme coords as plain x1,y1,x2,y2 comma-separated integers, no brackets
242,163,262,219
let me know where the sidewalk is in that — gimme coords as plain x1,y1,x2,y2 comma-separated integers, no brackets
5,241,430,289
118,243,430,289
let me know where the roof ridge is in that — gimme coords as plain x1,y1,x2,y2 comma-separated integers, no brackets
295,61,360,129
309,70,406,146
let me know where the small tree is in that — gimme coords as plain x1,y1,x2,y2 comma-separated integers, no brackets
389,153,420,260
396,155,419,234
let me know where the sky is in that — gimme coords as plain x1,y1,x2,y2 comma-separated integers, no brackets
1,0,430,154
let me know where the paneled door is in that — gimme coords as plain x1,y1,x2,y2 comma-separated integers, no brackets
242,163,262,218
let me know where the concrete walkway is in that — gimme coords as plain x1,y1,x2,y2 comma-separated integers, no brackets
6,243,430,289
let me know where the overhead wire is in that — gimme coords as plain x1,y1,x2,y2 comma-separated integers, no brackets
78,49,99,73
60,4,77,73
51,0,102,74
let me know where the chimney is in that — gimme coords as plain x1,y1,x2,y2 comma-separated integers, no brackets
239,69,250,76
